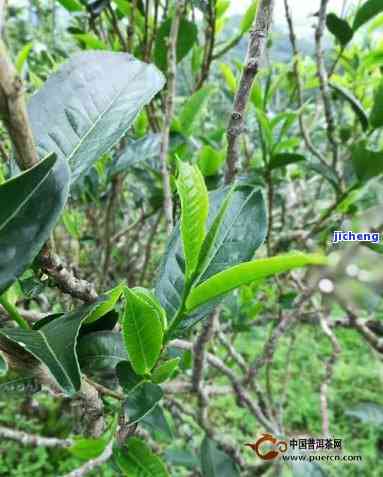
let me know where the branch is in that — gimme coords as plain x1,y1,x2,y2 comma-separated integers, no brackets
60,441,114,477
0,425,72,448
194,0,216,91
0,39,38,169
283,0,327,166
39,250,98,302
225,0,274,184
319,313,341,436
159,0,184,234
315,0,339,169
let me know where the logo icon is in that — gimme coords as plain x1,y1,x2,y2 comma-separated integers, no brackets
246,433,288,461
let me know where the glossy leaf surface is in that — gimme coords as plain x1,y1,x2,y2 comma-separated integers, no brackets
115,437,169,476
186,253,327,311
28,52,165,184
122,288,163,375
176,161,209,281
0,153,70,294
0,301,103,395
123,382,163,425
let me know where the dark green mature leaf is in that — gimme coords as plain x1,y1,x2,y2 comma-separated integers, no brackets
186,253,327,311
345,402,383,425
269,153,305,170
176,161,209,281
353,0,383,31
326,13,353,47
28,52,165,184
77,331,128,372
154,18,198,72
122,288,163,375
112,134,161,176
200,436,240,477
116,360,143,393
154,186,267,321
0,301,106,395
164,447,200,469
79,310,119,337
0,154,70,294
141,405,173,439
370,79,383,129
197,186,267,282
330,83,369,131
351,143,383,181
115,437,169,476
124,382,163,425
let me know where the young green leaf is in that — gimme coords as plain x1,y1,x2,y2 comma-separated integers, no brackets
69,416,117,460
123,382,164,425
132,287,168,329
370,79,383,129
240,0,260,34
177,86,215,135
122,288,164,375
84,283,124,324
353,0,383,31
186,253,328,311
176,161,209,281
326,13,353,47
155,186,267,323
219,64,237,94
197,145,226,177
15,43,33,74
117,361,143,393
115,437,169,476
0,153,70,295
152,358,180,384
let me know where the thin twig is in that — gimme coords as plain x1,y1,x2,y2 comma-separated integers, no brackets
0,425,72,448
0,39,38,169
225,0,274,183
283,0,327,166
315,0,339,169
159,1,184,233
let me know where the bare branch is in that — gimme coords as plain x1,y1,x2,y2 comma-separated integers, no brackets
39,250,98,302
159,0,184,234
225,0,274,184
0,425,72,448
0,39,38,170
283,0,327,166
315,0,339,169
